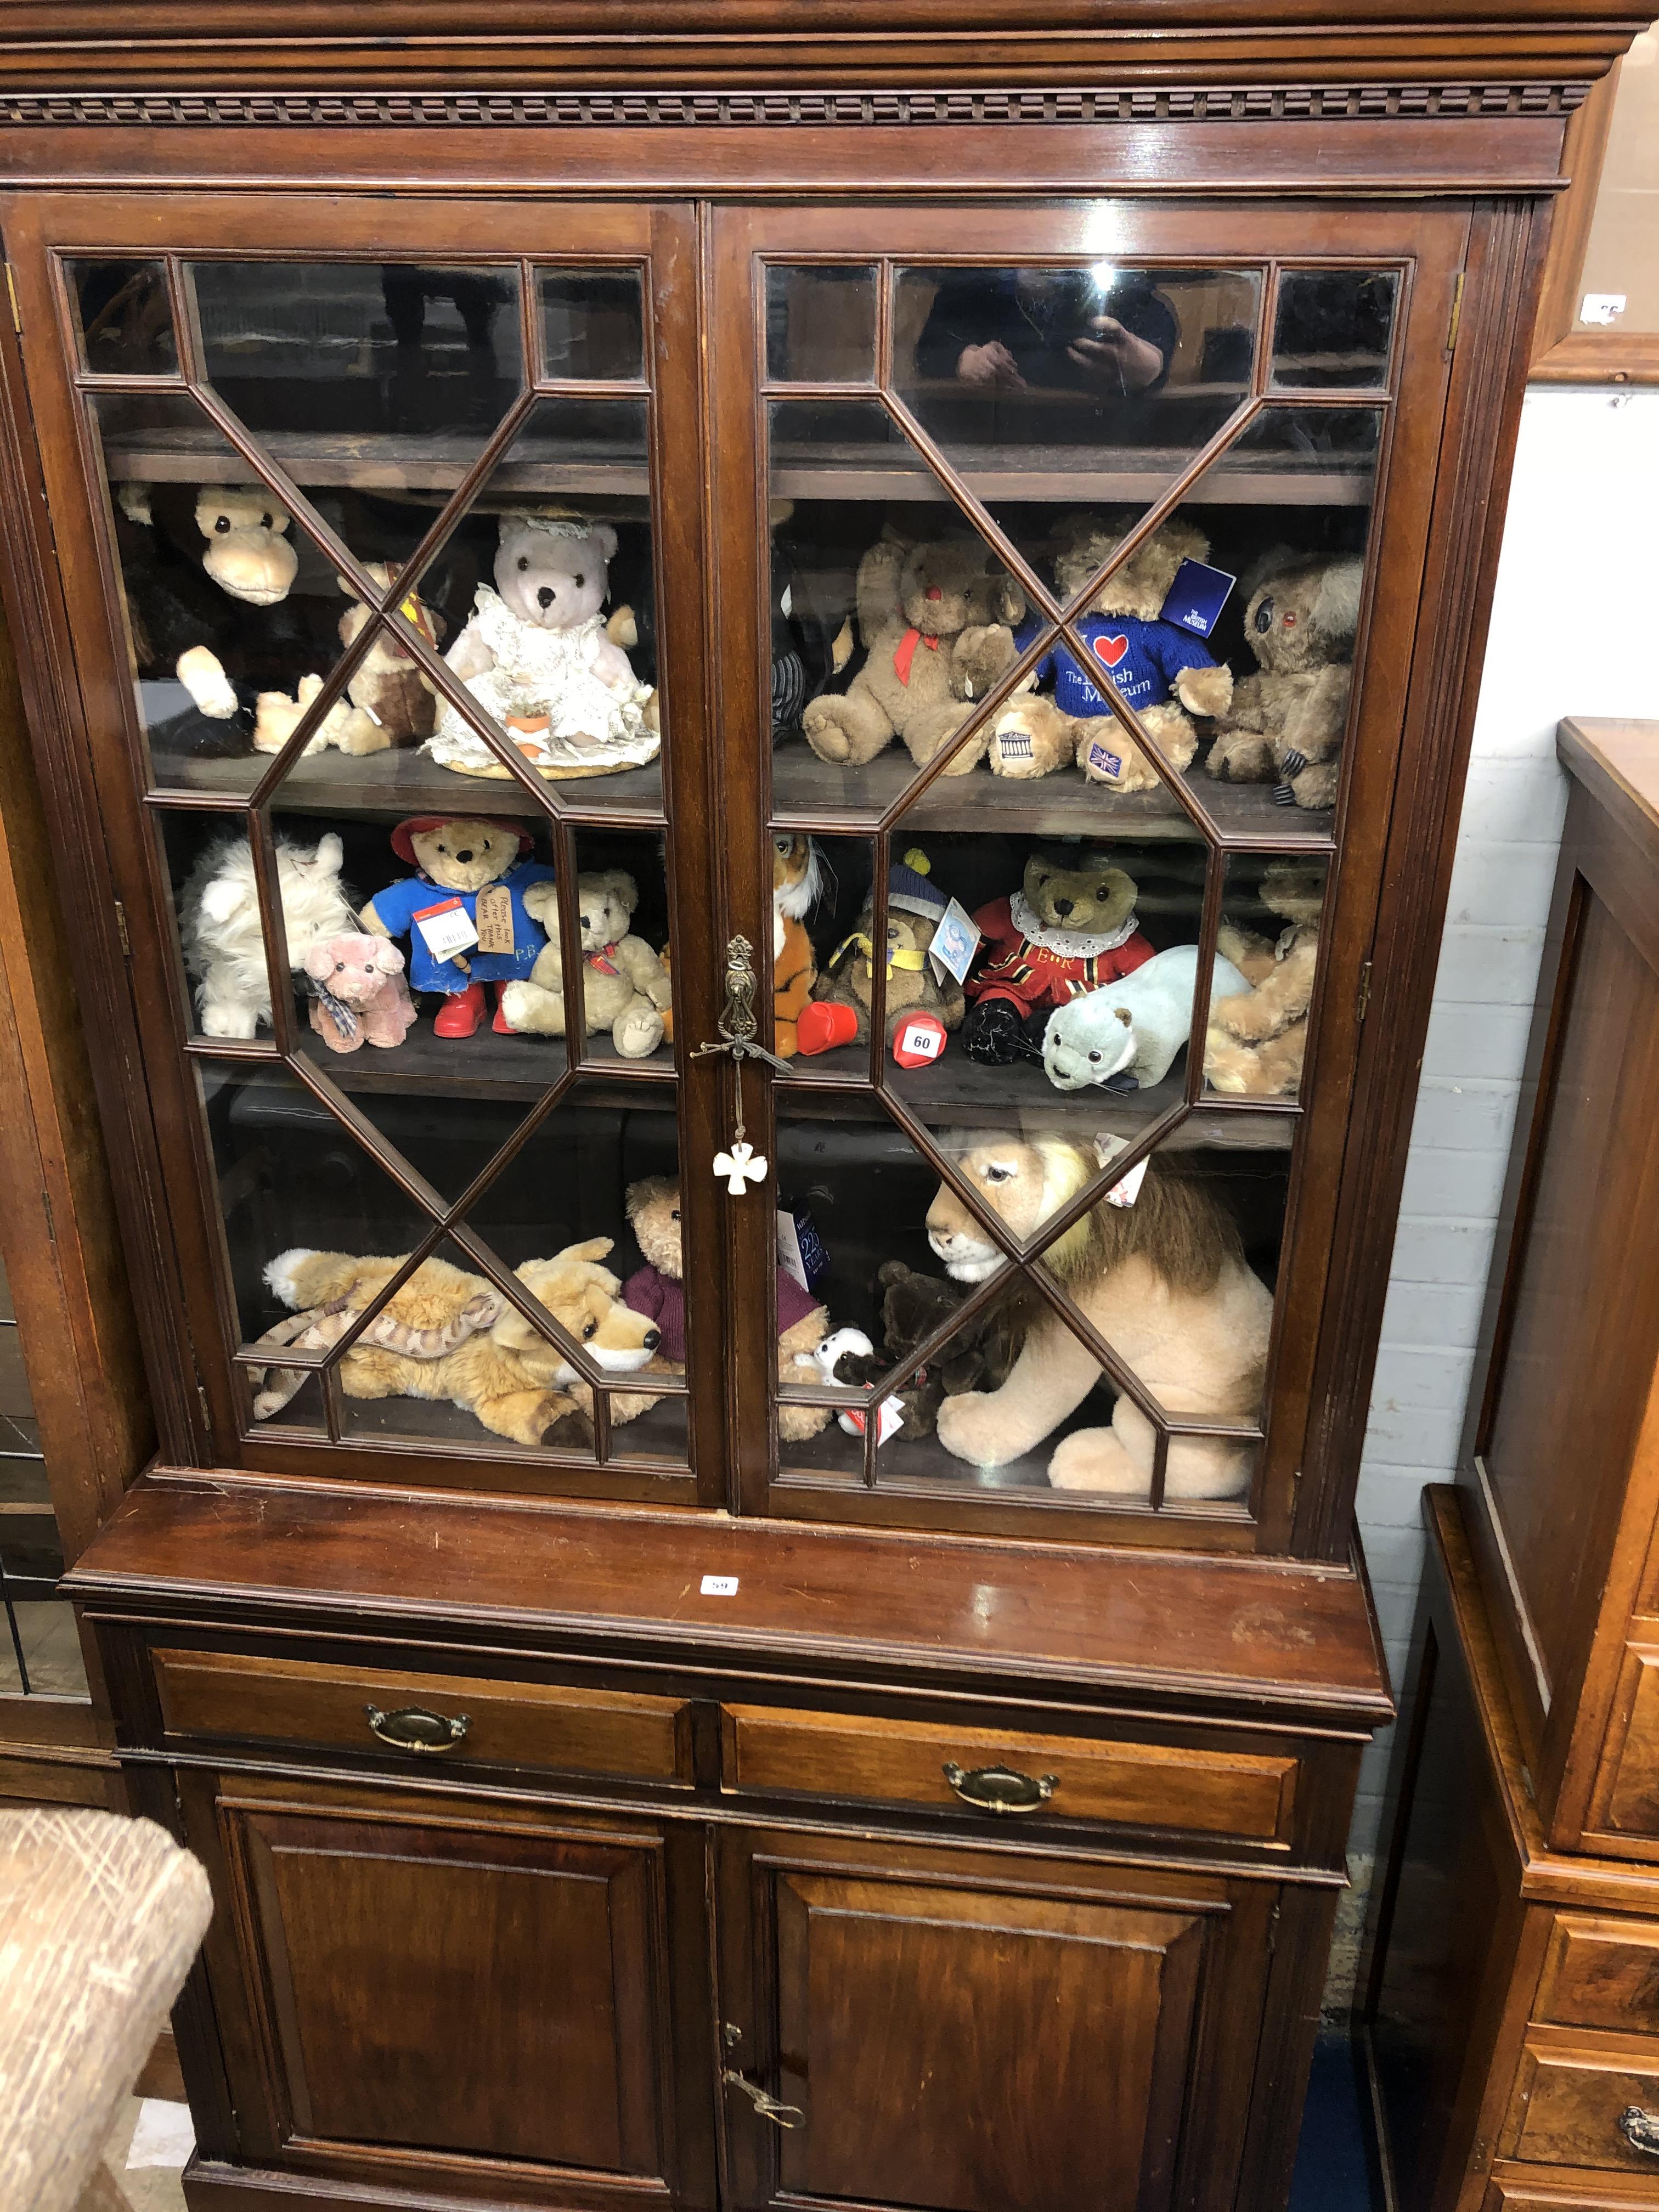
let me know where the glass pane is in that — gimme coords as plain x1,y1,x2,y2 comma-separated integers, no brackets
1206,855,1329,1102
892,263,1260,574
190,258,524,470
1271,270,1399,388
420,397,662,802
537,268,645,381
66,258,176,374
766,265,878,383
769,397,1034,817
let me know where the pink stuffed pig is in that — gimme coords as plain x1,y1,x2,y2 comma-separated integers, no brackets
304,933,417,1053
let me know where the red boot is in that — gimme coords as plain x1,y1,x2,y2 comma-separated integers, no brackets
432,979,486,1039
492,981,514,1035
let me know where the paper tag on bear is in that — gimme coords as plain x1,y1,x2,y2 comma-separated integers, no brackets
413,897,478,962
1085,739,1125,781
1093,1132,1148,1207
776,1209,810,1293
473,884,515,956
928,896,981,987
845,1396,905,1444
1160,556,1237,639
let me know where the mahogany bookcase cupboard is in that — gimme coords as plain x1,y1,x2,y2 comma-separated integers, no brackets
0,9,1634,2211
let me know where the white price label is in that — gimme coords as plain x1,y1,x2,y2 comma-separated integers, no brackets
414,899,478,961
1581,292,1627,326
1106,1158,1148,1208
700,1573,740,1596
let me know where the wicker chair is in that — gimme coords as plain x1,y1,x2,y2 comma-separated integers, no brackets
0,1808,211,2212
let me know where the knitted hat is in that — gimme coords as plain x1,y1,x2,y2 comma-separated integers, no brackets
888,848,949,923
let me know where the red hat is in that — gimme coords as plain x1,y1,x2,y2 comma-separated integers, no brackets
389,815,535,867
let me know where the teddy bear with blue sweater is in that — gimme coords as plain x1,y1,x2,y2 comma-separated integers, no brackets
987,514,1233,792
360,815,556,1040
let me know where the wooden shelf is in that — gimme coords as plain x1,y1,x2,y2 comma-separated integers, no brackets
104,428,652,504
150,725,666,823
770,738,1334,844
283,1020,1294,1148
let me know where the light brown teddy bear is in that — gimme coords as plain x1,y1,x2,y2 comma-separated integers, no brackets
1205,553,1362,811
987,514,1233,792
499,868,673,1057
1206,862,1326,1096
257,1240,661,1447
800,533,1025,772
620,1177,833,1441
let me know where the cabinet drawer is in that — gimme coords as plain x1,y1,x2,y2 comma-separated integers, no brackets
1505,2039,1659,2175
721,1705,1297,1843
1537,1918,1659,2039
153,1648,691,1785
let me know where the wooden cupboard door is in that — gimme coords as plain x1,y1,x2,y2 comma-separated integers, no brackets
716,1826,1273,2212
183,1770,707,2205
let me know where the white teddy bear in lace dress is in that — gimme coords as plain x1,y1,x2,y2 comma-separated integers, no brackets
427,512,659,781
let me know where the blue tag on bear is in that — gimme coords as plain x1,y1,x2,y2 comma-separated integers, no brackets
1160,557,1237,638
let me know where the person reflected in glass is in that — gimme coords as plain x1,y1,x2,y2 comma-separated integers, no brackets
915,264,1177,399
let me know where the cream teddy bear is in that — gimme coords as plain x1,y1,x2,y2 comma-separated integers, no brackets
499,868,673,1057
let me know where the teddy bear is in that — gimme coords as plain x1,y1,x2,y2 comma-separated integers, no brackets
331,562,443,748
1205,861,1327,1095
986,514,1233,791
500,870,674,1058
1204,553,1362,810
800,849,966,1054
178,828,353,1038
426,512,659,781
960,850,1155,1066
772,831,826,1057
258,1240,662,1448
799,532,1025,772
302,933,418,1054
359,816,556,1040
620,1177,833,1441
1041,945,1252,1092
828,1260,1023,1439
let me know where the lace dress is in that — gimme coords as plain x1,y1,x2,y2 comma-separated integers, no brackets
427,588,660,779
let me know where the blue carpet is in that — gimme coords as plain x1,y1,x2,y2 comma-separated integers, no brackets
1288,2035,1378,2211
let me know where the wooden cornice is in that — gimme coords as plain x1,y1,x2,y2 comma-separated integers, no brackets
0,5,1644,98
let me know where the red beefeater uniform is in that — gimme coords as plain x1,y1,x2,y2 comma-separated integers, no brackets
966,891,1155,1020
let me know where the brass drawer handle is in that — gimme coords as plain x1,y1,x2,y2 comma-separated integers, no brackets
943,1760,1058,1815
1620,2107,1659,2157
364,1702,471,1754
724,2068,804,2129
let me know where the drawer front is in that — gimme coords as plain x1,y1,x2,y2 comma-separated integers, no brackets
1592,1649,1659,1842
1538,1918,1659,2039
1506,2041,1659,2175
721,1705,1297,1844
1485,2182,1659,2209
154,1648,691,1785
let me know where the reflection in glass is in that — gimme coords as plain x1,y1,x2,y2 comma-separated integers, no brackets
1271,269,1398,388
894,264,1260,572
66,258,176,375
190,259,524,462
765,264,878,383
537,268,645,380
1206,856,1328,1101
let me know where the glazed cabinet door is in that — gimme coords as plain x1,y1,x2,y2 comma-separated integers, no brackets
2,193,726,1504
714,1824,1276,2212
708,201,1469,1551
178,1768,714,2207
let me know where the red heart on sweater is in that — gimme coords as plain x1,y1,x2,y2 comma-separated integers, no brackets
1093,634,1130,670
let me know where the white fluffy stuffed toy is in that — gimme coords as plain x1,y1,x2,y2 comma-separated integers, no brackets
180,830,353,1038
1042,945,1251,1091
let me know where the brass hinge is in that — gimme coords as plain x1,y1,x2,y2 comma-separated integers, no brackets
4,266,20,337
1356,958,1373,1024
1446,270,1465,354
113,899,131,957
40,1187,55,1246
196,1381,212,1435
1266,1900,1282,1956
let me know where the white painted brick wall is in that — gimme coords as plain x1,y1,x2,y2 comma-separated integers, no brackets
1346,386,1659,1889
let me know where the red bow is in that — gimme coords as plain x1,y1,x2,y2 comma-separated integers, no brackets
893,628,943,686
589,943,622,977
